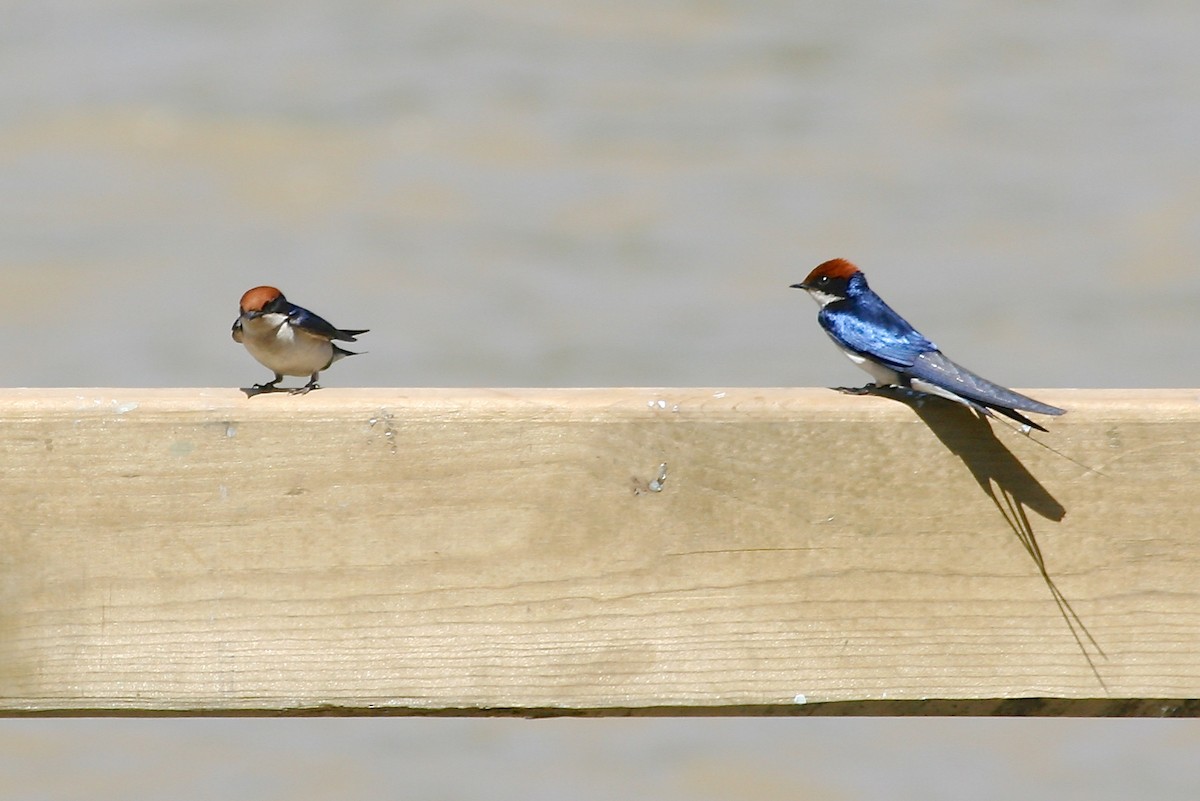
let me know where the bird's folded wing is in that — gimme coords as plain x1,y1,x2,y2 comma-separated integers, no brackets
287,307,361,342
909,350,1064,415
818,305,937,372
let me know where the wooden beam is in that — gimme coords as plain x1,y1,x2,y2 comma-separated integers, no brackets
0,388,1197,716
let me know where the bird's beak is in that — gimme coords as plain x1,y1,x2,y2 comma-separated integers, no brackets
789,282,808,290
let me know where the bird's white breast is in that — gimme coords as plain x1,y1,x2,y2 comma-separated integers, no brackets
238,313,333,376
831,340,903,386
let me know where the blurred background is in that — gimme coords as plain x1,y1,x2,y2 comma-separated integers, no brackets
2,1,1199,798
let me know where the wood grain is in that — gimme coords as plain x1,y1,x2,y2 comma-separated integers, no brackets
0,388,1197,715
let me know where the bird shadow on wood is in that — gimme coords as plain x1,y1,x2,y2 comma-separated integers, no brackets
847,385,1107,692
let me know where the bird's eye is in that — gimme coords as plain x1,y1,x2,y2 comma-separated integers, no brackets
817,276,829,286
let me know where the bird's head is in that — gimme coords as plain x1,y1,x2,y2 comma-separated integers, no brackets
790,258,862,307
239,286,287,319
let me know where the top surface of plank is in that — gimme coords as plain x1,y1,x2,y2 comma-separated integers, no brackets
0,385,1187,418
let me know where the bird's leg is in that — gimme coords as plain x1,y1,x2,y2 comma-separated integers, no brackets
254,373,284,391
289,373,322,395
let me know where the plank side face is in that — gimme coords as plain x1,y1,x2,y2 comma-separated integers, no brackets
0,388,1198,715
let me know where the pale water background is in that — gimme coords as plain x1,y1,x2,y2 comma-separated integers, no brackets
2,1,1200,798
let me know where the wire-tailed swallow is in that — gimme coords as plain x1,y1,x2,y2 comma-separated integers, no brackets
231,286,368,395
791,258,1065,431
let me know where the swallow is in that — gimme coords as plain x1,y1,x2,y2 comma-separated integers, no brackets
791,258,1065,431
231,286,368,395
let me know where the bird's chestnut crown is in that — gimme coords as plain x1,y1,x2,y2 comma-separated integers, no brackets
240,286,284,314
803,258,859,287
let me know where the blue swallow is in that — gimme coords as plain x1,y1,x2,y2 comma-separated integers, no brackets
231,286,368,395
791,259,1065,431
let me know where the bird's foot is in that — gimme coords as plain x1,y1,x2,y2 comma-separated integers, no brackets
835,383,934,405
241,382,288,398
288,381,321,396
833,383,881,396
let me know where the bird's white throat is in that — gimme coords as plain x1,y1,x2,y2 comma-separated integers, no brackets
804,288,841,308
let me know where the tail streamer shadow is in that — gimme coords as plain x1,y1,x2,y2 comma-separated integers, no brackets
849,386,1107,692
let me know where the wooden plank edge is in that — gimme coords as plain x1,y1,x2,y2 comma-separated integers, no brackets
3,699,1198,718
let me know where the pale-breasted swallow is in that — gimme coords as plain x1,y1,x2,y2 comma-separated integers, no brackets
791,258,1065,431
231,286,368,395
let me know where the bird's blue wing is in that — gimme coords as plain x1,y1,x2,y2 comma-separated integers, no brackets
907,350,1065,416
286,304,359,341
818,295,936,370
